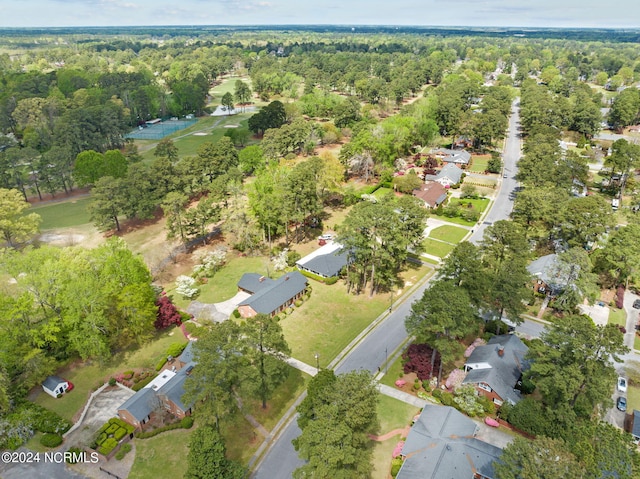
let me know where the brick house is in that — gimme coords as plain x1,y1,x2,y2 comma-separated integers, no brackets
462,335,529,406
117,341,196,430
237,271,308,318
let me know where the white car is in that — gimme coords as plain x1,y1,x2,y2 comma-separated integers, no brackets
318,234,334,241
618,376,627,393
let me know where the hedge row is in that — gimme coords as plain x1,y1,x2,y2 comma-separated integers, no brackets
297,268,339,285
134,416,194,439
132,374,156,391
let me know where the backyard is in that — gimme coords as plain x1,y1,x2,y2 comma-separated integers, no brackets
34,326,188,422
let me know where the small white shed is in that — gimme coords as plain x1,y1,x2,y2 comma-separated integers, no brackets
42,375,69,398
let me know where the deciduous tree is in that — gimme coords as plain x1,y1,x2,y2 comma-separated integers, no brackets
0,188,41,247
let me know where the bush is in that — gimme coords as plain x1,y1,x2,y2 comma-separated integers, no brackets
402,343,440,380
66,447,83,463
135,420,188,439
132,374,156,391
115,449,126,460
391,457,403,477
122,443,132,453
422,380,431,392
166,342,187,358
99,437,119,456
233,309,241,318
324,276,339,285
181,416,194,429
40,433,63,448
96,432,107,445
113,428,127,441
155,357,168,371
123,370,134,379
284,307,293,315
106,423,119,435
108,377,117,387
432,388,443,401
295,300,303,307
286,250,302,267
27,403,71,434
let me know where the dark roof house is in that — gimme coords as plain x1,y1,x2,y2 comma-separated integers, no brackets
296,242,350,278
398,405,503,479
237,271,308,318
118,341,197,429
526,254,572,295
463,335,529,406
413,182,448,208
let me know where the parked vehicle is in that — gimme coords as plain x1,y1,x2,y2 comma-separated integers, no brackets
618,376,628,393
617,396,627,412
633,299,640,309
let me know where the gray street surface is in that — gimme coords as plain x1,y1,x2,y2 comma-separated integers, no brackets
469,99,522,244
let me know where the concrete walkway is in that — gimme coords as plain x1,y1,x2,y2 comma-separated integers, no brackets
186,291,250,323
377,384,428,408
285,357,319,377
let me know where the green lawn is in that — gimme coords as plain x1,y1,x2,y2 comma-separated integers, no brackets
627,385,640,412
449,197,490,214
468,156,490,173
129,427,191,479
380,354,405,388
31,197,92,230
608,307,626,327
169,254,270,310
281,263,431,366
373,187,394,200
433,214,476,227
245,367,310,432
421,238,455,258
428,225,469,244
34,327,187,422
371,396,419,479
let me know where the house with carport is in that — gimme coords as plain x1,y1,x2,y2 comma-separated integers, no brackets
237,271,308,318
296,242,351,279
425,163,464,187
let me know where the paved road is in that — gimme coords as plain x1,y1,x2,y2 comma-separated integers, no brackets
469,99,522,244
253,100,526,479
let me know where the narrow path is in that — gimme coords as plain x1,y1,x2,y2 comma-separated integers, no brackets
368,426,411,442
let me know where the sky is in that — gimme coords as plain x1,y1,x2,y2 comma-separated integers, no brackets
0,0,639,29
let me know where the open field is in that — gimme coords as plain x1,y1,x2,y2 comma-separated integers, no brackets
468,155,490,173
32,197,92,230
281,263,431,366
429,225,469,243
129,427,191,479
34,327,187,422
421,238,455,258
373,187,393,200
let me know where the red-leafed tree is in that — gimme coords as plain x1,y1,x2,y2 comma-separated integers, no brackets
155,295,183,329
402,343,440,380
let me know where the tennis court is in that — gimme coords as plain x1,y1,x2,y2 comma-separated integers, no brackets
125,118,197,140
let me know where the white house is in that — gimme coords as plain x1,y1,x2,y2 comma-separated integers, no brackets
42,376,71,398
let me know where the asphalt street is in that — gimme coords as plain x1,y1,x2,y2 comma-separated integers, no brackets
469,99,522,244
253,100,526,479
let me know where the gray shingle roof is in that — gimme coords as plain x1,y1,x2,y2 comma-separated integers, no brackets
526,254,572,293
43,375,66,391
633,410,640,439
298,248,350,277
425,164,464,184
433,148,472,165
118,388,156,422
178,341,195,365
239,271,307,315
463,335,529,404
157,363,195,413
237,273,275,294
399,405,502,479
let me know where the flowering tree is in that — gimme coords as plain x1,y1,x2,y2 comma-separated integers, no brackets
272,249,288,272
193,247,227,278
176,275,199,299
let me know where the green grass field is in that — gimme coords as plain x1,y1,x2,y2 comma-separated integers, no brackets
433,214,476,227
428,225,469,243
468,156,490,173
281,263,431,366
608,307,626,327
34,327,187,422
31,197,92,230
371,396,419,479
450,197,490,214
627,385,640,412
129,427,191,479
373,187,394,200
421,238,455,258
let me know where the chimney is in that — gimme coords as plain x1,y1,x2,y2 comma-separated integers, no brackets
285,275,289,281
497,346,505,357
259,276,265,282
